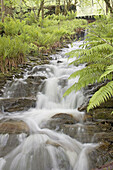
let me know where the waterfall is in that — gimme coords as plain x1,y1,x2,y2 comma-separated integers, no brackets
0,41,97,170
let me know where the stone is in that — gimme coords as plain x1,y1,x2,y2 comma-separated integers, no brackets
41,113,78,132
93,161,113,170
0,119,29,157
0,97,36,112
57,60,63,63
0,133,28,157
0,120,29,134
90,143,113,169
91,108,113,120
51,113,79,125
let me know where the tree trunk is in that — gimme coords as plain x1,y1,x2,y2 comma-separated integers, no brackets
37,0,44,19
55,0,60,15
41,0,44,19
64,0,67,15
104,0,113,14
67,0,71,11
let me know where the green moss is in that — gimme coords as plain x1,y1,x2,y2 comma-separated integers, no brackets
92,108,113,120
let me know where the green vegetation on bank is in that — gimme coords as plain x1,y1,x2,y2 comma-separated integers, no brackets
0,0,87,73
64,15,113,112
0,15,86,73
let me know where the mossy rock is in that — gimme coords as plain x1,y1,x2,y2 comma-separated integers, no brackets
91,108,113,120
90,143,113,169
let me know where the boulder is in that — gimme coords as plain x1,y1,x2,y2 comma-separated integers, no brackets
90,142,113,169
0,97,36,112
0,120,29,134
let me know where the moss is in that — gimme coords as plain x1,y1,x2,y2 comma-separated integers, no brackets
91,108,113,120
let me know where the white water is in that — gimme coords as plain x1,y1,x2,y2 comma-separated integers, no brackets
0,41,97,170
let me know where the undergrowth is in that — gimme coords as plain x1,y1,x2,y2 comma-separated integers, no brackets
0,15,87,73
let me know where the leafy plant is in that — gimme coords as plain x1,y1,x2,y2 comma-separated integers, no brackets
0,36,29,73
3,17,25,36
64,16,113,112
0,10,87,73
66,11,77,20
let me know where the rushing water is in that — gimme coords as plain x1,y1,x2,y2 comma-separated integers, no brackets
0,41,97,170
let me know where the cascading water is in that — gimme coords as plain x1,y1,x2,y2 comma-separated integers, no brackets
0,41,98,170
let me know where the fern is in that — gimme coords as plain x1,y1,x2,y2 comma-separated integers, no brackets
87,81,113,111
100,64,113,79
65,16,113,111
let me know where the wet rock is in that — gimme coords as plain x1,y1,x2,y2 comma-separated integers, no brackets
99,98,113,108
0,119,29,157
57,60,63,63
91,108,113,120
3,75,45,98
0,97,36,112
78,97,89,112
42,111,113,168
0,120,29,134
41,113,78,131
0,133,27,157
83,82,108,96
78,82,113,168
93,161,113,170
93,132,113,143
90,142,113,169
51,113,79,124
0,74,13,97
41,113,98,143
27,56,39,61
88,120,113,169
58,78,68,88
52,113,77,121
78,81,112,113
84,113,93,122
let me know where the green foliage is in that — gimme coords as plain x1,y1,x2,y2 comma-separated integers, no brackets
24,11,38,25
0,36,29,73
33,18,86,48
65,16,113,111
100,64,113,80
0,7,87,73
66,11,77,20
46,12,77,21
3,17,25,36
47,14,67,21
87,81,113,111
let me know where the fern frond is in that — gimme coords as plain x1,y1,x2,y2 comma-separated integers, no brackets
100,64,113,79
75,71,103,91
105,52,113,58
69,63,108,80
87,81,113,112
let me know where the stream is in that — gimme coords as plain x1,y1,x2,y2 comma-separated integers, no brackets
0,41,98,170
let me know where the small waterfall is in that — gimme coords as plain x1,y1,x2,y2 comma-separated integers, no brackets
0,41,97,170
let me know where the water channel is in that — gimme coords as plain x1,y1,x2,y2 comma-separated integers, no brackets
0,41,98,170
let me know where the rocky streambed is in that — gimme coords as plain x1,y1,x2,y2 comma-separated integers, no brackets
0,41,113,170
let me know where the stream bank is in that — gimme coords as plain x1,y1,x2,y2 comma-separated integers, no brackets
78,83,113,169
